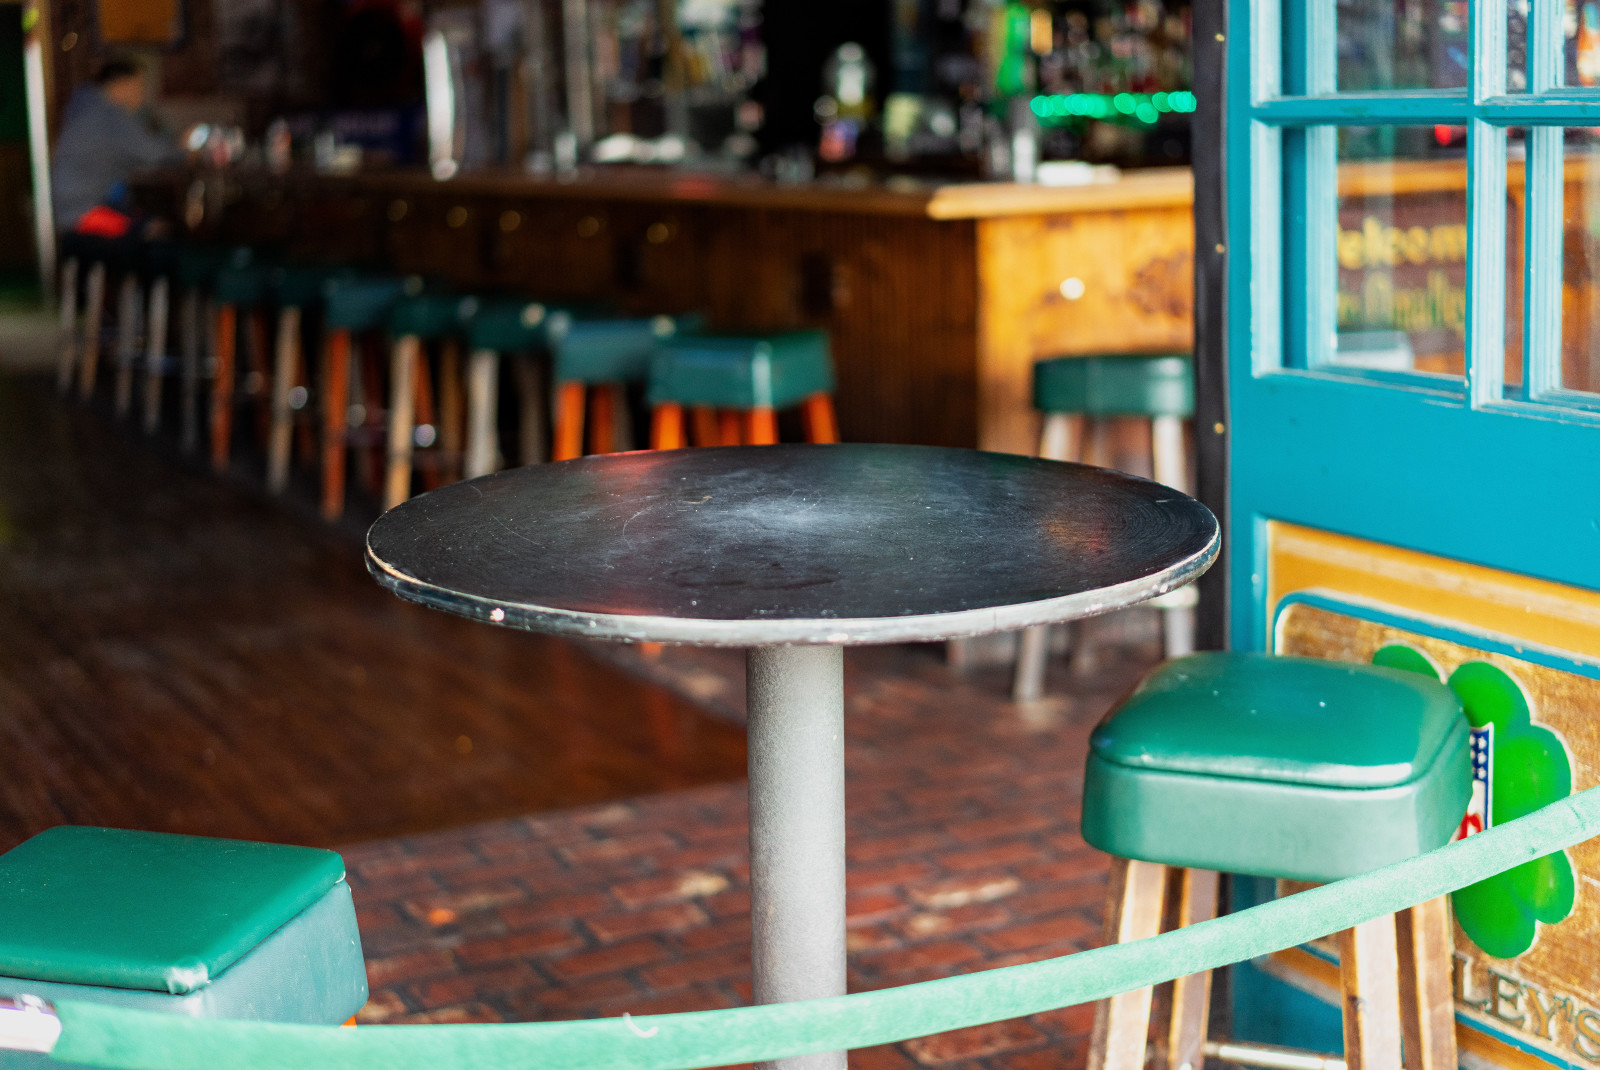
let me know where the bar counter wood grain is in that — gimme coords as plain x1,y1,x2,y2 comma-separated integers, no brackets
157,166,1195,454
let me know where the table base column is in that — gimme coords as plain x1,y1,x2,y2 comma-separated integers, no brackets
747,644,847,1070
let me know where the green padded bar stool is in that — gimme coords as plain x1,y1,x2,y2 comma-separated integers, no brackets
383,292,478,509
0,826,367,1069
208,257,275,475
646,329,838,450
171,247,239,455
459,299,569,478
263,265,357,496
1081,653,1470,1070
1013,353,1196,703
319,275,413,520
549,312,706,461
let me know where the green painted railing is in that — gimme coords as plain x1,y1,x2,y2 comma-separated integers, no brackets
38,785,1600,1070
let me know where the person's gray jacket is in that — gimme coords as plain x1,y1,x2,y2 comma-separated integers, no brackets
51,86,183,230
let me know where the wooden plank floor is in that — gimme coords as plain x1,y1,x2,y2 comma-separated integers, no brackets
0,374,748,850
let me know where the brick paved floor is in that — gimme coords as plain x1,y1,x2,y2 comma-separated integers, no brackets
343,630,1161,1070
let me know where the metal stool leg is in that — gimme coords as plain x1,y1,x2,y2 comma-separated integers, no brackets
463,348,501,479
113,273,140,419
384,334,421,509
77,261,106,401
56,257,79,394
267,306,301,494
1013,412,1082,702
142,277,170,434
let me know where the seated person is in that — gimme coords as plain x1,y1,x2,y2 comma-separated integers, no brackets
51,58,184,237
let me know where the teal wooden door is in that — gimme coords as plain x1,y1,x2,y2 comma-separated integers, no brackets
1224,0,1600,1060
1229,0,1600,657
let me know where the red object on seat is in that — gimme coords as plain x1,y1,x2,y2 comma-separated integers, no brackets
75,206,134,238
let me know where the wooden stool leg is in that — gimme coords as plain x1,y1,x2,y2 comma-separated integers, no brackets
1167,869,1218,1070
210,303,238,473
553,381,585,461
267,306,301,494
588,382,616,455
652,403,686,449
179,291,203,454
464,348,501,478
717,409,742,446
321,330,352,521
1089,857,1168,1070
384,335,420,510
1337,916,1405,1070
113,273,140,418
56,257,79,394
438,340,464,481
142,276,170,435
1151,413,1196,659
78,261,106,401
1013,413,1084,702
413,349,441,491
747,406,778,445
691,405,718,447
515,355,546,465
1398,898,1457,1070
800,392,839,443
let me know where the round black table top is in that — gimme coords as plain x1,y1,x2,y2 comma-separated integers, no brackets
366,444,1219,646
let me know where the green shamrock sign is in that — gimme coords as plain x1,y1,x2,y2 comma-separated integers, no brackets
1373,645,1574,959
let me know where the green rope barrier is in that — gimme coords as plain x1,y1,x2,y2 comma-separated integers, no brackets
48,785,1600,1070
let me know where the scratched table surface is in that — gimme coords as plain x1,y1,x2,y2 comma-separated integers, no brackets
365,444,1219,647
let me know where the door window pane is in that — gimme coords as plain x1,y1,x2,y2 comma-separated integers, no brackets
1560,128,1600,392
1337,0,1468,90
1333,126,1469,376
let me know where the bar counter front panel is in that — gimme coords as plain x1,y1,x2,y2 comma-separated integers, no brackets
150,168,1195,455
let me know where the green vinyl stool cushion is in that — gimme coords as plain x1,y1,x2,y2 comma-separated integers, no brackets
1033,353,1193,417
389,293,476,341
465,299,556,352
0,827,345,992
549,312,704,384
0,828,365,1070
174,247,249,289
212,262,273,307
270,266,353,310
647,330,834,410
323,276,415,332
1081,652,1471,883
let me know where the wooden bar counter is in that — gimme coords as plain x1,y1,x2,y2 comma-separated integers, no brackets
156,166,1194,455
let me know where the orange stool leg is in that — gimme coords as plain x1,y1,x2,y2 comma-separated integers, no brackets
652,403,686,450
746,406,778,445
321,329,352,520
801,392,839,444
553,381,586,461
210,303,238,473
691,406,718,447
588,383,616,455
717,410,743,446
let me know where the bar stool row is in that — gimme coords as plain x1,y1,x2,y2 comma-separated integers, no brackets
53,235,841,519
